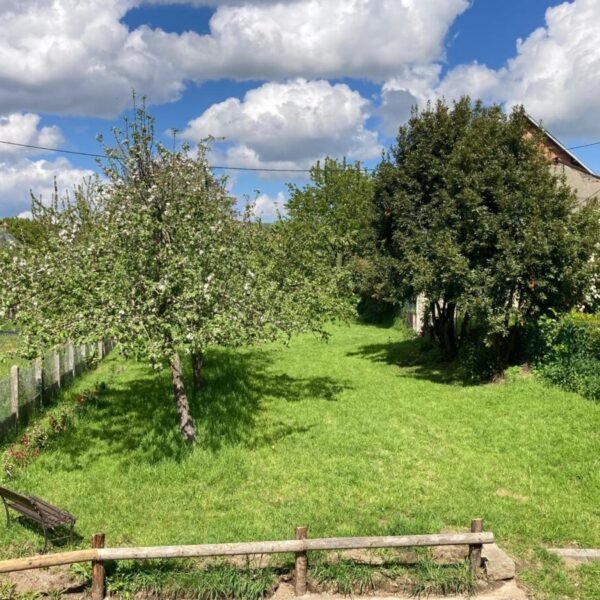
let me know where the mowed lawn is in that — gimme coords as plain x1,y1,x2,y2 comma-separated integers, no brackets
1,322,599,597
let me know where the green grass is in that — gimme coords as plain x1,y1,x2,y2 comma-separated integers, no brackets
0,322,599,598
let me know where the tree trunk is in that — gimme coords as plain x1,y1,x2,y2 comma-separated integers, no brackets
431,301,458,358
170,351,196,444
192,350,204,392
459,312,470,346
443,303,458,357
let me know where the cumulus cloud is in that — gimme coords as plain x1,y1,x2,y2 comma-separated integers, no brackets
250,191,287,221
0,0,468,117
146,0,469,81
0,158,94,217
380,0,600,138
0,0,187,117
0,114,64,159
184,79,381,170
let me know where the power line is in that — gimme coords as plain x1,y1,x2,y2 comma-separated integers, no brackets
0,140,106,159
0,139,322,173
568,141,600,150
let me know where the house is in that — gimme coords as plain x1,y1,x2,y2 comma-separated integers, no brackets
408,116,600,334
525,114,600,204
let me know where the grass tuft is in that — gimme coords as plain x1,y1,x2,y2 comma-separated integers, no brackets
106,561,276,600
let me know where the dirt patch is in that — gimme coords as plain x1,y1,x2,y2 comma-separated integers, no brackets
432,544,469,564
279,579,526,600
0,566,84,596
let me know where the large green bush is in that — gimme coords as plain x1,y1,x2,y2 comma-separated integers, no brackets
532,312,600,401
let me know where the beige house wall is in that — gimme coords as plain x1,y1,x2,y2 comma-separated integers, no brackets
552,164,600,204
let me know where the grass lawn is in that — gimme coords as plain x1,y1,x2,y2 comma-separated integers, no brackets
0,321,599,598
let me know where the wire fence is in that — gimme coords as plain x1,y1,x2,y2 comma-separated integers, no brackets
0,339,115,439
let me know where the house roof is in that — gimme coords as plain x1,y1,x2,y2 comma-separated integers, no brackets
525,114,599,178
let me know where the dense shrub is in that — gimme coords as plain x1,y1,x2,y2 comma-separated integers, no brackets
531,312,600,401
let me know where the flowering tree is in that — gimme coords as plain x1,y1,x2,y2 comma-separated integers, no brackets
1,105,351,443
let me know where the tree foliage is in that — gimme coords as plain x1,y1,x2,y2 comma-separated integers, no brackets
374,98,600,363
1,104,352,442
286,158,375,266
1,217,48,247
286,158,387,315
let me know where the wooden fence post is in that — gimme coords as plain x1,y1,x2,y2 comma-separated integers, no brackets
469,518,483,576
54,351,61,390
34,358,42,407
97,341,104,360
91,533,105,600
294,527,308,596
9,366,19,424
67,343,75,379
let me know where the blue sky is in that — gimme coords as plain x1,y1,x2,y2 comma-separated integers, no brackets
1,0,599,218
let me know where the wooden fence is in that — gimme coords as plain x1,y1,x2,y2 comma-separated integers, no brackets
0,520,493,599
0,339,114,438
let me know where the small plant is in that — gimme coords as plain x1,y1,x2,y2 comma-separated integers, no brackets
1,386,96,477
412,559,474,598
106,561,276,600
0,582,17,600
69,561,92,584
311,560,377,596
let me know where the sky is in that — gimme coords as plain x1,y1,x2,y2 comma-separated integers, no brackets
1,0,600,219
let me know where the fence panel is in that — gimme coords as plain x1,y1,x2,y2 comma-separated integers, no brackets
0,379,11,423
0,339,113,438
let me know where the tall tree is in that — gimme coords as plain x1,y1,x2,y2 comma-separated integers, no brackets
286,158,385,313
374,98,599,361
286,158,375,268
1,104,351,442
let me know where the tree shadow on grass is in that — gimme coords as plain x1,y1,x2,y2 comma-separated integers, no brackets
49,347,350,468
192,349,349,451
349,336,472,387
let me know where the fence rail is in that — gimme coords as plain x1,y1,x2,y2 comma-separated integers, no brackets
0,339,115,438
0,520,493,599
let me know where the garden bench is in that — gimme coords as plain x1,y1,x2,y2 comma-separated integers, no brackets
0,486,76,553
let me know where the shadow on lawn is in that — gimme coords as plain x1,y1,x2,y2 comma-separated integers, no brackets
51,347,349,467
349,336,470,386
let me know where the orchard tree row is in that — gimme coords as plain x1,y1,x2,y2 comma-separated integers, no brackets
0,104,352,443
1,97,598,440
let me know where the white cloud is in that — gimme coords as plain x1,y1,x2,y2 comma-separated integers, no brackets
380,0,600,138
0,157,94,217
184,79,381,170
0,0,187,117
0,0,468,117
251,191,287,221
496,0,600,136
147,0,469,82
0,114,64,159
0,112,89,217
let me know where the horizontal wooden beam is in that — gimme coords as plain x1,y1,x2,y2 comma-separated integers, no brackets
0,532,494,574
0,549,97,573
549,548,600,561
